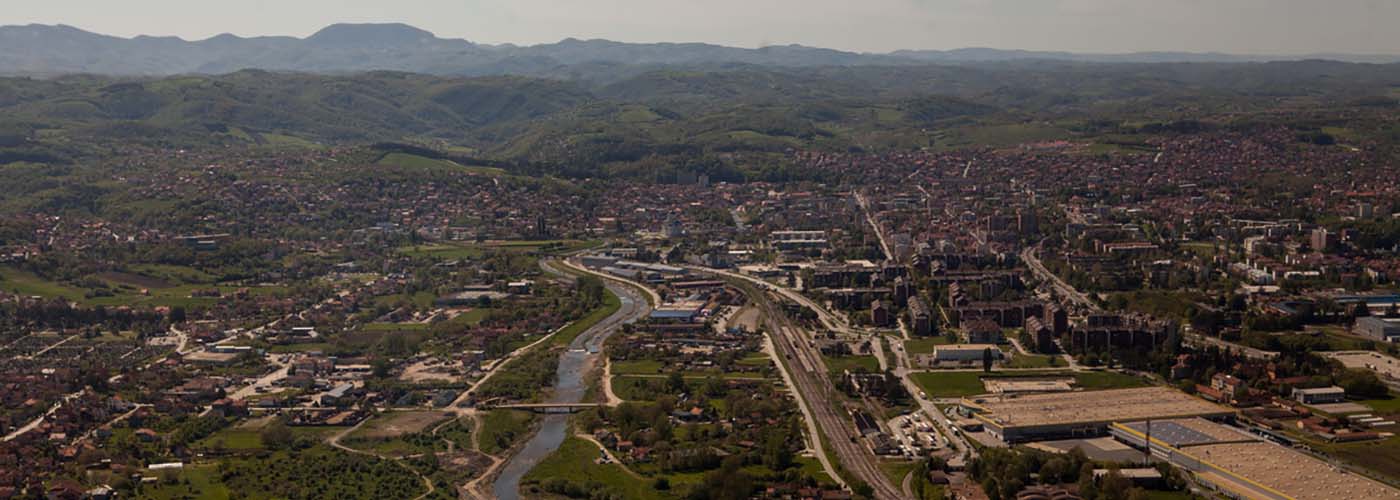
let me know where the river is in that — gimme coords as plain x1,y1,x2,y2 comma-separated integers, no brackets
491,278,647,499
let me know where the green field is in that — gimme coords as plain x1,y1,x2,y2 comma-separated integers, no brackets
1313,436,1400,482
340,411,449,456
0,266,87,300
612,359,666,375
260,132,322,149
377,152,507,176
477,409,535,455
1005,353,1058,368
551,288,621,347
266,342,334,353
736,353,773,367
197,422,349,451
1360,396,1400,414
910,370,1148,398
1106,290,1206,319
136,464,230,500
910,371,990,398
878,462,944,500
0,266,288,308
823,354,881,375
397,243,485,260
935,122,1072,149
1179,242,1220,258
1071,371,1150,390
522,436,666,499
197,428,264,450
398,240,596,262
903,336,953,354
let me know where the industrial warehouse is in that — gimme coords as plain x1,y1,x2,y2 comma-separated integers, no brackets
1111,418,1400,500
963,387,1234,443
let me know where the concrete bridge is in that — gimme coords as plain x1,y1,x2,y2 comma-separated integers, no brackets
481,402,601,414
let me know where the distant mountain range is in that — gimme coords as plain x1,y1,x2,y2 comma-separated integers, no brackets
2,23,1397,77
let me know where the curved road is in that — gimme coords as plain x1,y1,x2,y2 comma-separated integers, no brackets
489,261,651,500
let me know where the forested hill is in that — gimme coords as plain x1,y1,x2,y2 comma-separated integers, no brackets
3,22,1398,77
0,61,1396,178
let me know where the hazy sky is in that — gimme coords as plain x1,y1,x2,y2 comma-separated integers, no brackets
6,0,1398,54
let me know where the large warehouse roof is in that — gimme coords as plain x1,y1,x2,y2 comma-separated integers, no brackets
969,386,1231,429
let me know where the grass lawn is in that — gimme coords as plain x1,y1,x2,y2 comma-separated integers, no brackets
0,266,289,308
198,428,264,450
260,133,321,149
611,376,701,402
127,263,219,284
453,307,493,325
397,243,485,260
0,266,88,300
910,371,989,398
1179,242,1220,259
936,122,1071,149
1311,326,1378,351
823,354,881,375
1073,371,1150,390
878,461,917,491
1005,353,1058,369
612,359,666,375
736,353,773,367
1313,436,1400,482
267,342,333,353
551,288,621,347
1107,290,1207,319
136,464,230,500
879,461,944,500
910,370,1146,398
196,422,349,451
522,436,670,499
1360,396,1400,414
793,457,838,487
904,336,953,355
477,409,535,456
371,289,437,309
378,152,506,176
361,321,432,332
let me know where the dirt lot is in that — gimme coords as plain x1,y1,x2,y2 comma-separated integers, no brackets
399,359,463,383
730,305,760,332
355,411,451,439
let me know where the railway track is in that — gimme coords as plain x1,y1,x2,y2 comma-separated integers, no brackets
742,284,905,500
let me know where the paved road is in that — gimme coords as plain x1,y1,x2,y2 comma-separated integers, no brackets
855,191,895,262
1021,245,1099,312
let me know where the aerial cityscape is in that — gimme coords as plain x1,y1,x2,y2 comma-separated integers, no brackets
1,2,1399,500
